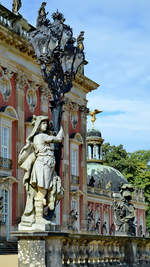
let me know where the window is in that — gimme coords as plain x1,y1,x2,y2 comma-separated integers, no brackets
1,126,9,159
71,149,78,176
71,199,77,210
2,189,8,224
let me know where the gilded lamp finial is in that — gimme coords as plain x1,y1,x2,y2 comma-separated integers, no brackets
89,109,102,127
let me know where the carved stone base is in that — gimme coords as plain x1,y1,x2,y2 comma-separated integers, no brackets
12,231,65,267
18,223,61,232
115,222,136,237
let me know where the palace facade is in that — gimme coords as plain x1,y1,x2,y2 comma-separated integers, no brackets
0,3,146,241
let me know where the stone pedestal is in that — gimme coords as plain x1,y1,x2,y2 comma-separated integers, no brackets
12,230,67,267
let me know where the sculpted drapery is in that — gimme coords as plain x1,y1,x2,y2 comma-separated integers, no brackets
18,115,64,228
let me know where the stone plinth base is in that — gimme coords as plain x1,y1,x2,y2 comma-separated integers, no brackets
12,231,66,267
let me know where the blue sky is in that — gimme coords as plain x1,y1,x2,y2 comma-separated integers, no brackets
1,0,150,152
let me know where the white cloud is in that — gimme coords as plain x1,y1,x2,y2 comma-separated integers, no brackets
87,94,150,151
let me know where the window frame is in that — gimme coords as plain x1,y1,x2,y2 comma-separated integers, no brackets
1,126,9,159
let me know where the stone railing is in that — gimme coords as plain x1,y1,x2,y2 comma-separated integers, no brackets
132,188,145,202
0,4,32,40
0,14,29,39
62,235,150,266
87,186,112,198
0,13,12,28
14,231,150,267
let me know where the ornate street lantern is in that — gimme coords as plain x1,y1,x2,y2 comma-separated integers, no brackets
28,3,85,174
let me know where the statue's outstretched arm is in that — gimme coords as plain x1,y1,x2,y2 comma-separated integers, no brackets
45,127,64,143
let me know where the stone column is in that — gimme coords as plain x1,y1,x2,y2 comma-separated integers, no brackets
80,105,88,231
16,72,26,219
62,102,70,229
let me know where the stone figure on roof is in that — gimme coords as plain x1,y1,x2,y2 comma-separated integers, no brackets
18,115,64,230
77,31,85,51
36,2,50,27
12,0,22,15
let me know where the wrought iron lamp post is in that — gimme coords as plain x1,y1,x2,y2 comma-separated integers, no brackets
28,3,85,174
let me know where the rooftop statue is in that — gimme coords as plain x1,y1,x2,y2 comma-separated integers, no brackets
12,0,22,15
36,2,50,28
77,31,85,51
113,184,136,236
18,115,64,230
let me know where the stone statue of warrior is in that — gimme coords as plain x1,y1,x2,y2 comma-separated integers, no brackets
12,0,22,14
113,184,136,236
18,115,64,230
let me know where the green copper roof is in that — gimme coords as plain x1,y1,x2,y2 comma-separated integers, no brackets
87,162,128,192
87,127,102,138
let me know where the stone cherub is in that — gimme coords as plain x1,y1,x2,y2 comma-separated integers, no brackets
18,115,64,229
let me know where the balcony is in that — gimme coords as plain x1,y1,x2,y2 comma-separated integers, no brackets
71,175,80,185
0,157,12,170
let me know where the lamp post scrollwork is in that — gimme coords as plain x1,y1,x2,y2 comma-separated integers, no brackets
28,3,85,175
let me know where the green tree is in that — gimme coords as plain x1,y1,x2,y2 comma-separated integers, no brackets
102,143,150,230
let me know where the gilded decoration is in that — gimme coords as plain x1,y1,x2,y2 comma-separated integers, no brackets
89,109,102,127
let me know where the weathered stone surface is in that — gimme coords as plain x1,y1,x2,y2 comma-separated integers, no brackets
18,239,45,267
13,231,150,267
46,239,62,267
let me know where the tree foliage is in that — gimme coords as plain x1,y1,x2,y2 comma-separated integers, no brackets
102,143,150,230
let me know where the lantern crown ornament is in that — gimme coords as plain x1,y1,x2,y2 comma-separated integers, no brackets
29,3,85,77
28,2,86,176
